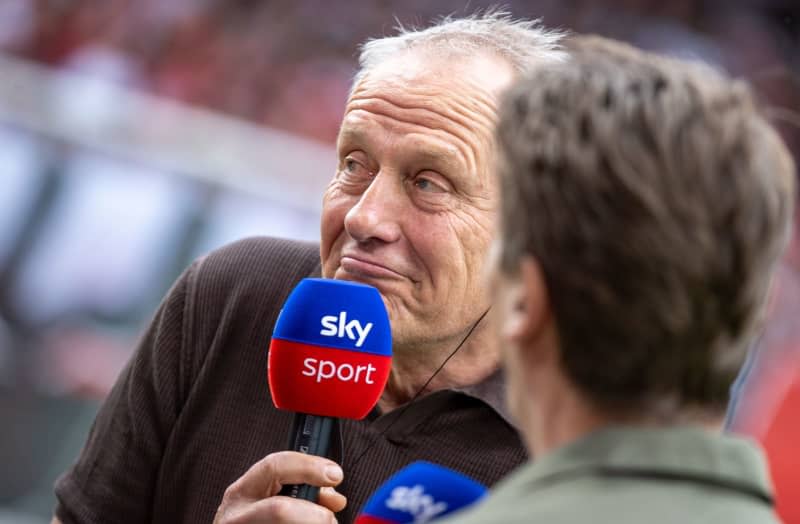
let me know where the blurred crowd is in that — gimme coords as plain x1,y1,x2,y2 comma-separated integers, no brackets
0,0,797,146
0,0,797,522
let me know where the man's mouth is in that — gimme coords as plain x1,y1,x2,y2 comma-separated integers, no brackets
339,255,404,280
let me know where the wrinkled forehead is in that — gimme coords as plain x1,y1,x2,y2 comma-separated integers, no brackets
347,49,516,113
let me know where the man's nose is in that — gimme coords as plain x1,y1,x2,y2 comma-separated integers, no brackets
344,171,403,244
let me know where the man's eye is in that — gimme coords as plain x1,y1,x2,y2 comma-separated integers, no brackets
343,158,370,177
414,176,446,193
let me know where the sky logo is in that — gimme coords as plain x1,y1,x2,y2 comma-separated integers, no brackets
354,461,487,524
385,485,448,524
320,311,373,348
269,278,392,419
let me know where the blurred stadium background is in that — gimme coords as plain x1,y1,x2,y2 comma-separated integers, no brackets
0,1,797,522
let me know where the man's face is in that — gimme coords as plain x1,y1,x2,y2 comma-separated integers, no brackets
320,51,514,350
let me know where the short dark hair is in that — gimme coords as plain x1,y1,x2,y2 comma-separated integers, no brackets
496,38,796,416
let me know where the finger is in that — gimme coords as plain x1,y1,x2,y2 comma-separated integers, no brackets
233,452,344,498
235,495,337,524
318,486,347,513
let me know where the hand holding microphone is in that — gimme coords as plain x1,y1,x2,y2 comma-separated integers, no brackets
214,451,347,524
214,278,391,524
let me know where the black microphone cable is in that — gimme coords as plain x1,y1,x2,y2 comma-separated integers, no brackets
349,306,492,470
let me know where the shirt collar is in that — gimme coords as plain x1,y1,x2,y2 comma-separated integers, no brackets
454,367,515,427
505,426,773,504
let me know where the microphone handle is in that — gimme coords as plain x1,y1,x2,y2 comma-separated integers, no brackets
279,413,336,501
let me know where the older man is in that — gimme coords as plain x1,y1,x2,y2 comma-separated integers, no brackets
52,13,566,524
444,38,795,523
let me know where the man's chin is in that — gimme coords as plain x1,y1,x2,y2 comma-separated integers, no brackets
327,270,426,347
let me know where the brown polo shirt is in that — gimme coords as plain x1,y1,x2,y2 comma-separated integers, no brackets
54,237,527,523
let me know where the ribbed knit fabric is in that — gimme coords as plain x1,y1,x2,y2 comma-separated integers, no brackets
54,236,527,524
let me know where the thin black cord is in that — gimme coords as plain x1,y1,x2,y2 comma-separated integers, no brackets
349,306,492,470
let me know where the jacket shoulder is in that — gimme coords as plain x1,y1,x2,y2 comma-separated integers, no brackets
195,236,320,295
185,236,320,352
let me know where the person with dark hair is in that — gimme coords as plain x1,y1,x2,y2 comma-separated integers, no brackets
444,37,795,523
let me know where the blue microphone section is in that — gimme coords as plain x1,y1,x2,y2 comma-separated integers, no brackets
356,461,488,523
272,278,391,356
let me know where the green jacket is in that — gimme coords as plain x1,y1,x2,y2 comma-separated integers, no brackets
442,426,777,523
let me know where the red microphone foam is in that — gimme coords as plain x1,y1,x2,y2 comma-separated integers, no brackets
268,279,392,419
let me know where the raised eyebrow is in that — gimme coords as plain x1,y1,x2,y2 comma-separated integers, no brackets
337,128,462,170
412,147,463,170
336,126,371,153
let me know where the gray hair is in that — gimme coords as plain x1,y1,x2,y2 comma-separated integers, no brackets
352,10,568,90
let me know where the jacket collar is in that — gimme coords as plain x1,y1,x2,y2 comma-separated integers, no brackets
509,426,774,505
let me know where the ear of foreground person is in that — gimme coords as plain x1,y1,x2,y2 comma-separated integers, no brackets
439,36,795,524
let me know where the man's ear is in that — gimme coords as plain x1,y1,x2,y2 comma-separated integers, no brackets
503,255,549,343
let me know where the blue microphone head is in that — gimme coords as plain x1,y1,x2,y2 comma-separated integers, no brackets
355,461,488,523
273,278,391,354
268,278,392,419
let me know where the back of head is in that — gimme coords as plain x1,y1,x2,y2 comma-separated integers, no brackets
496,37,796,419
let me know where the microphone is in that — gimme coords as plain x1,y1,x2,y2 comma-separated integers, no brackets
355,461,487,524
268,278,392,501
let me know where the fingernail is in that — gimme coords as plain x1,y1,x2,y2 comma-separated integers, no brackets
325,464,343,482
